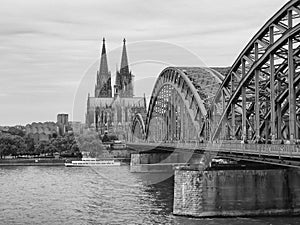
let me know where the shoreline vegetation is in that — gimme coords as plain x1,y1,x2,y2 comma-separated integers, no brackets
0,126,82,159
0,158,67,166
0,127,130,166
0,126,129,166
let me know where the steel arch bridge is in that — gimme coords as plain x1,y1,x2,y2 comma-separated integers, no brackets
211,0,300,143
131,0,300,147
131,67,227,142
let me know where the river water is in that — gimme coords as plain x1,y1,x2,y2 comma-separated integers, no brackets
0,166,299,225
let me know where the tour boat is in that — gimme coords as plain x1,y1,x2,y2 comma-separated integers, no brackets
64,157,121,167
111,141,127,150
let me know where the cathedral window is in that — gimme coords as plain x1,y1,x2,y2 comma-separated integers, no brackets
117,107,122,123
125,108,128,122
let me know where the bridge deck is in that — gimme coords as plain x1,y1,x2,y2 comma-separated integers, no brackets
127,142,300,167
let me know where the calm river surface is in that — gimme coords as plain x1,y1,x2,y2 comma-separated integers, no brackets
0,166,299,225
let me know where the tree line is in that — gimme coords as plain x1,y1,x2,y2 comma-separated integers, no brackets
0,127,81,158
0,126,121,159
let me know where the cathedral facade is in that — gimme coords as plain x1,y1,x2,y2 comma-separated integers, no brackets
86,38,146,140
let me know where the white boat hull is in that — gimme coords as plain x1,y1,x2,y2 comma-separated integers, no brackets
65,163,121,167
65,159,121,167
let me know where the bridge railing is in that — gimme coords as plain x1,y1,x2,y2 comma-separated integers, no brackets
127,141,300,158
217,143,300,158
129,140,207,149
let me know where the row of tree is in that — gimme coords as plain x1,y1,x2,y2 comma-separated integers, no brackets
0,127,116,159
0,127,82,158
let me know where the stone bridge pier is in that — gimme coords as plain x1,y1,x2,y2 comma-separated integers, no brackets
174,167,300,217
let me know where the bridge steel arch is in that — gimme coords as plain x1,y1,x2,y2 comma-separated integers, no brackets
142,67,225,142
131,113,146,141
211,0,300,143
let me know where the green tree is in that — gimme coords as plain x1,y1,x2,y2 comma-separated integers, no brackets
35,141,48,155
0,133,26,158
48,133,80,155
24,135,35,155
7,126,25,137
76,132,104,157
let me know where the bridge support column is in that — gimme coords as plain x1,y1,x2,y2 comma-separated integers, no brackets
254,43,260,140
288,10,296,142
186,112,190,141
231,71,236,139
277,79,282,140
180,103,184,141
174,168,300,217
231,103,236,139
241,59,247,141
270,25,276,141
297,116,300,140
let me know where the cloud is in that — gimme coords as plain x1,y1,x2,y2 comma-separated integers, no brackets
0,0,290,125
0,93,9,97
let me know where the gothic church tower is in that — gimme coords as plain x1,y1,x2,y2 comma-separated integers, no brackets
95,38,112,98
115,39,134,97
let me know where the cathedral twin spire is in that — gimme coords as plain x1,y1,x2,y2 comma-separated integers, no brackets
120,38,129,76
95,38,133,98
95,38,112,98
115,38,133,98
99,38,109,77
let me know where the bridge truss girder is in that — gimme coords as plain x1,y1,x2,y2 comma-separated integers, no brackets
211,0,300,143
141,67,223,143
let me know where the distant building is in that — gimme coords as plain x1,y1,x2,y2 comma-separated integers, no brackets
57,114,69,136
25,122,58,143
86,38,146,140
69,121,84,134
25,114,70,144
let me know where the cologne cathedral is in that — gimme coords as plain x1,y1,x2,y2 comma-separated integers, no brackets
86,38,146,140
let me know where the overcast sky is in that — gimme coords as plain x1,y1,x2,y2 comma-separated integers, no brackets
0,0,289,125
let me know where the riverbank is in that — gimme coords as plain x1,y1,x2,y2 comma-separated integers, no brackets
0,158,68,166
0,157,131,166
